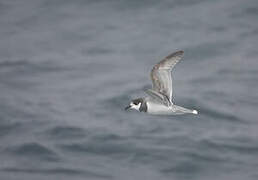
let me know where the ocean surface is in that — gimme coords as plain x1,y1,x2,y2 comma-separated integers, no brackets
1,0,258,179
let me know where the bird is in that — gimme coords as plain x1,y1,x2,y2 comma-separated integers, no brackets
125,50,198,115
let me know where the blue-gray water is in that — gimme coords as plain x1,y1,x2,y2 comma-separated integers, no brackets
1,0,258,179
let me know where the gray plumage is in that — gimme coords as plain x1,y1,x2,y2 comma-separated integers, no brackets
150,50,183,104
125,50,198,115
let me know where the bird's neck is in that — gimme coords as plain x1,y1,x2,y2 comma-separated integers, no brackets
139,99,147,112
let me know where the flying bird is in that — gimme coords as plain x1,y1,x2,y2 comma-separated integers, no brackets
125,50,198,115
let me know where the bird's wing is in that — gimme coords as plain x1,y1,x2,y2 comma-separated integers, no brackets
150,50,184,105
144,89,171,106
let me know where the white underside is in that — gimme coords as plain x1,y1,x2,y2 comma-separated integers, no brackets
146,101,174,114
146,100,198,115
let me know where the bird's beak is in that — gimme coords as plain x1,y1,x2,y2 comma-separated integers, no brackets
125,105,131,110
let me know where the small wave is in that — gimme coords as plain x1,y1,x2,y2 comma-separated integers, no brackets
1,167,112,179
0,59,29,68
200,139,258,154
0,122,21,137
46,126,87,139
0,59,69,75
83,46,113,56
59,140,132,156
5,142,59,162
199,106,242,123
183,151,226,163
161,162,200,174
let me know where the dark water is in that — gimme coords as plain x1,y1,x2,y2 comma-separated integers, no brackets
1,0,258,179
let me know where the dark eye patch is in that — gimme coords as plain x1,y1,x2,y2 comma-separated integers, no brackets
132,98,142,105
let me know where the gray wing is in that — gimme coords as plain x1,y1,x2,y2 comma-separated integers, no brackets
144,89,171,106
149,50,184,105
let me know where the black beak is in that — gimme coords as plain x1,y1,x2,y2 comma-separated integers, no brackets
125,105,131,110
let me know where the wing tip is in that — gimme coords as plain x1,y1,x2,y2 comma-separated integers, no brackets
174,50,184,56
166,50,184,59
177,50,184,53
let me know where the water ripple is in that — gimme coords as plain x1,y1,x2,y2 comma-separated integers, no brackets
1,167,112,179
46,126,87,139
5,142,59,162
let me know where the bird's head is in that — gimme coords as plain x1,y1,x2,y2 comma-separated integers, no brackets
125,98,143,111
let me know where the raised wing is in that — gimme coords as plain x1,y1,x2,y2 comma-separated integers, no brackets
150,50,184,105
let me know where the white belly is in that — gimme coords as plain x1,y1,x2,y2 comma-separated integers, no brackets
146,101,174,115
